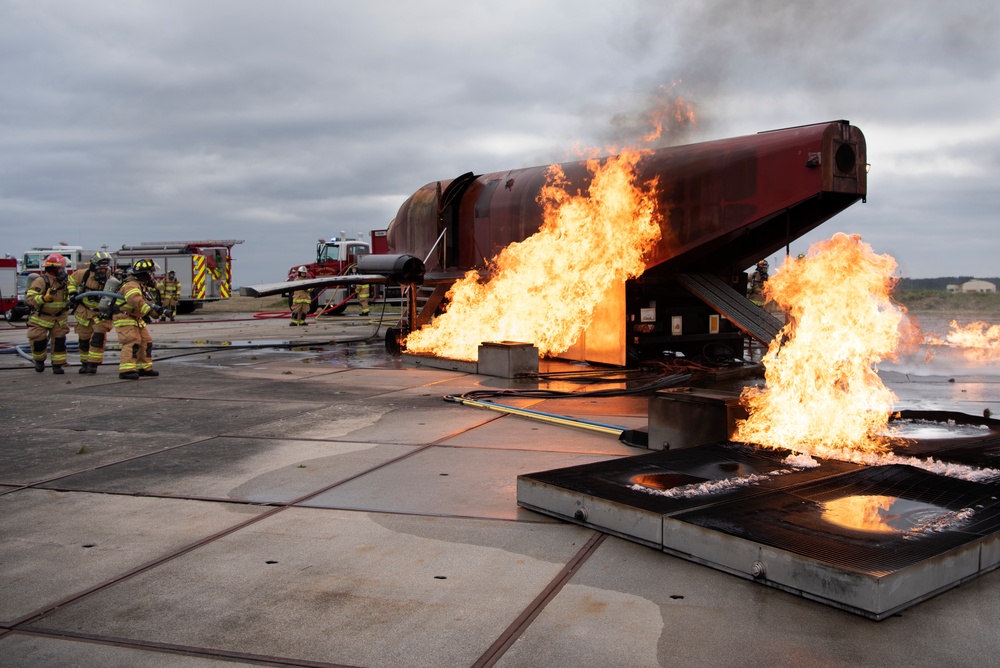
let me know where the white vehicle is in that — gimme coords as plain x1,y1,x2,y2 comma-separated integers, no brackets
21,245,101,274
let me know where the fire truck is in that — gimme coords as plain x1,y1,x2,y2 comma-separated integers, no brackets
0,257,17,319
286,235,373,314
116,240,244,314
288,235,371,278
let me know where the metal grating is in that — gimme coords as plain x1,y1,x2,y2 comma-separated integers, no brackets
517,410,1000,619
520,441,860,517
675,465,1000,575
674,273,784,344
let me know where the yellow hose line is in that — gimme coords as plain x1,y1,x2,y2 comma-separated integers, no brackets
451,397,624,435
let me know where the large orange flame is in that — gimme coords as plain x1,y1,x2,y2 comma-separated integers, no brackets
404,150,662,361
941,321,1000,362
735,233,915,456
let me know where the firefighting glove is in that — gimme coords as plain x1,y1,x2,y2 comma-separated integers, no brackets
68,294,81,309
43,291,56,303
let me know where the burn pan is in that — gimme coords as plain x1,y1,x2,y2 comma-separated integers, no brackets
664,464,1000,619
516,409,1000,619
886,410,1000,456
517,441,860,548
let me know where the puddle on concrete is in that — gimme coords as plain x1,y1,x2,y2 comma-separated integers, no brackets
306,340,400,368
167,338,401,369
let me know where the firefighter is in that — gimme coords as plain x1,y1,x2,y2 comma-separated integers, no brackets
114,258,166,380
356,282,370,316
157,270,181,321
25,254,71,373
748,260,769,306
289,266,311,326
68,251,114,374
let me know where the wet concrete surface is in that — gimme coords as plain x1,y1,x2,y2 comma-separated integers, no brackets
1,312,1000,666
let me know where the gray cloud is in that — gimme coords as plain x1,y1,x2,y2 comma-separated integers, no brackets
1,0,998,285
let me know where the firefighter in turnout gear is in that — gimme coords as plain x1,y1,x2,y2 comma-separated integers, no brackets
289,266,311,326
25,254,71,373
748,259,769,306
356,282,370,316
157,270,180,321
68,251,114,374
114,258,166,379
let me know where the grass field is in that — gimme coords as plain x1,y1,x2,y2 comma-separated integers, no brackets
199,295,288,313
893,290,1000,315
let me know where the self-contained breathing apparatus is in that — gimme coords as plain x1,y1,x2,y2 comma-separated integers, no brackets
97,276,122,319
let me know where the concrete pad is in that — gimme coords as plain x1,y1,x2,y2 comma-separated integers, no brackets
150,373,390,403
0,489,266,624
320,366,475,391
0,428,200,486
234,395,499,444
26,508,594,668
0,634,262,668
300,446,621,520
49,437,419,503
533,395,649,417
43,395,323,435
0,395,162,433
498,535,1000,667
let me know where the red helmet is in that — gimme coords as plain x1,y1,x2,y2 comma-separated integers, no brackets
43,254,68,268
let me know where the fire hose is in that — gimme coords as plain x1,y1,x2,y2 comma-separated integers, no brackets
443,397,629,436
444,372,692,439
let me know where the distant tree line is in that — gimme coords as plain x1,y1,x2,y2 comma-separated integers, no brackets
895,277,1000,291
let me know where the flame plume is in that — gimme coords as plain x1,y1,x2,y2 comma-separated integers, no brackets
943,321,1000,362
404,151,662,361
735,233,914,457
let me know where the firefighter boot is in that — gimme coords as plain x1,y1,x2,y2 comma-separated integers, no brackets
33,340,46,372
79,362,91,374
119,371,140,380
138,369,160,377
52,365,65,375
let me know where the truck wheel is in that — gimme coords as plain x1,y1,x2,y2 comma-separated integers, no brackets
175,302,197,315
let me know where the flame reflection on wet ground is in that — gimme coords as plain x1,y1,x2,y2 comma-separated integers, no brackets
820,494,972,536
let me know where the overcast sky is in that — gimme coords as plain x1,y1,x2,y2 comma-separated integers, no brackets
2,0,998,286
